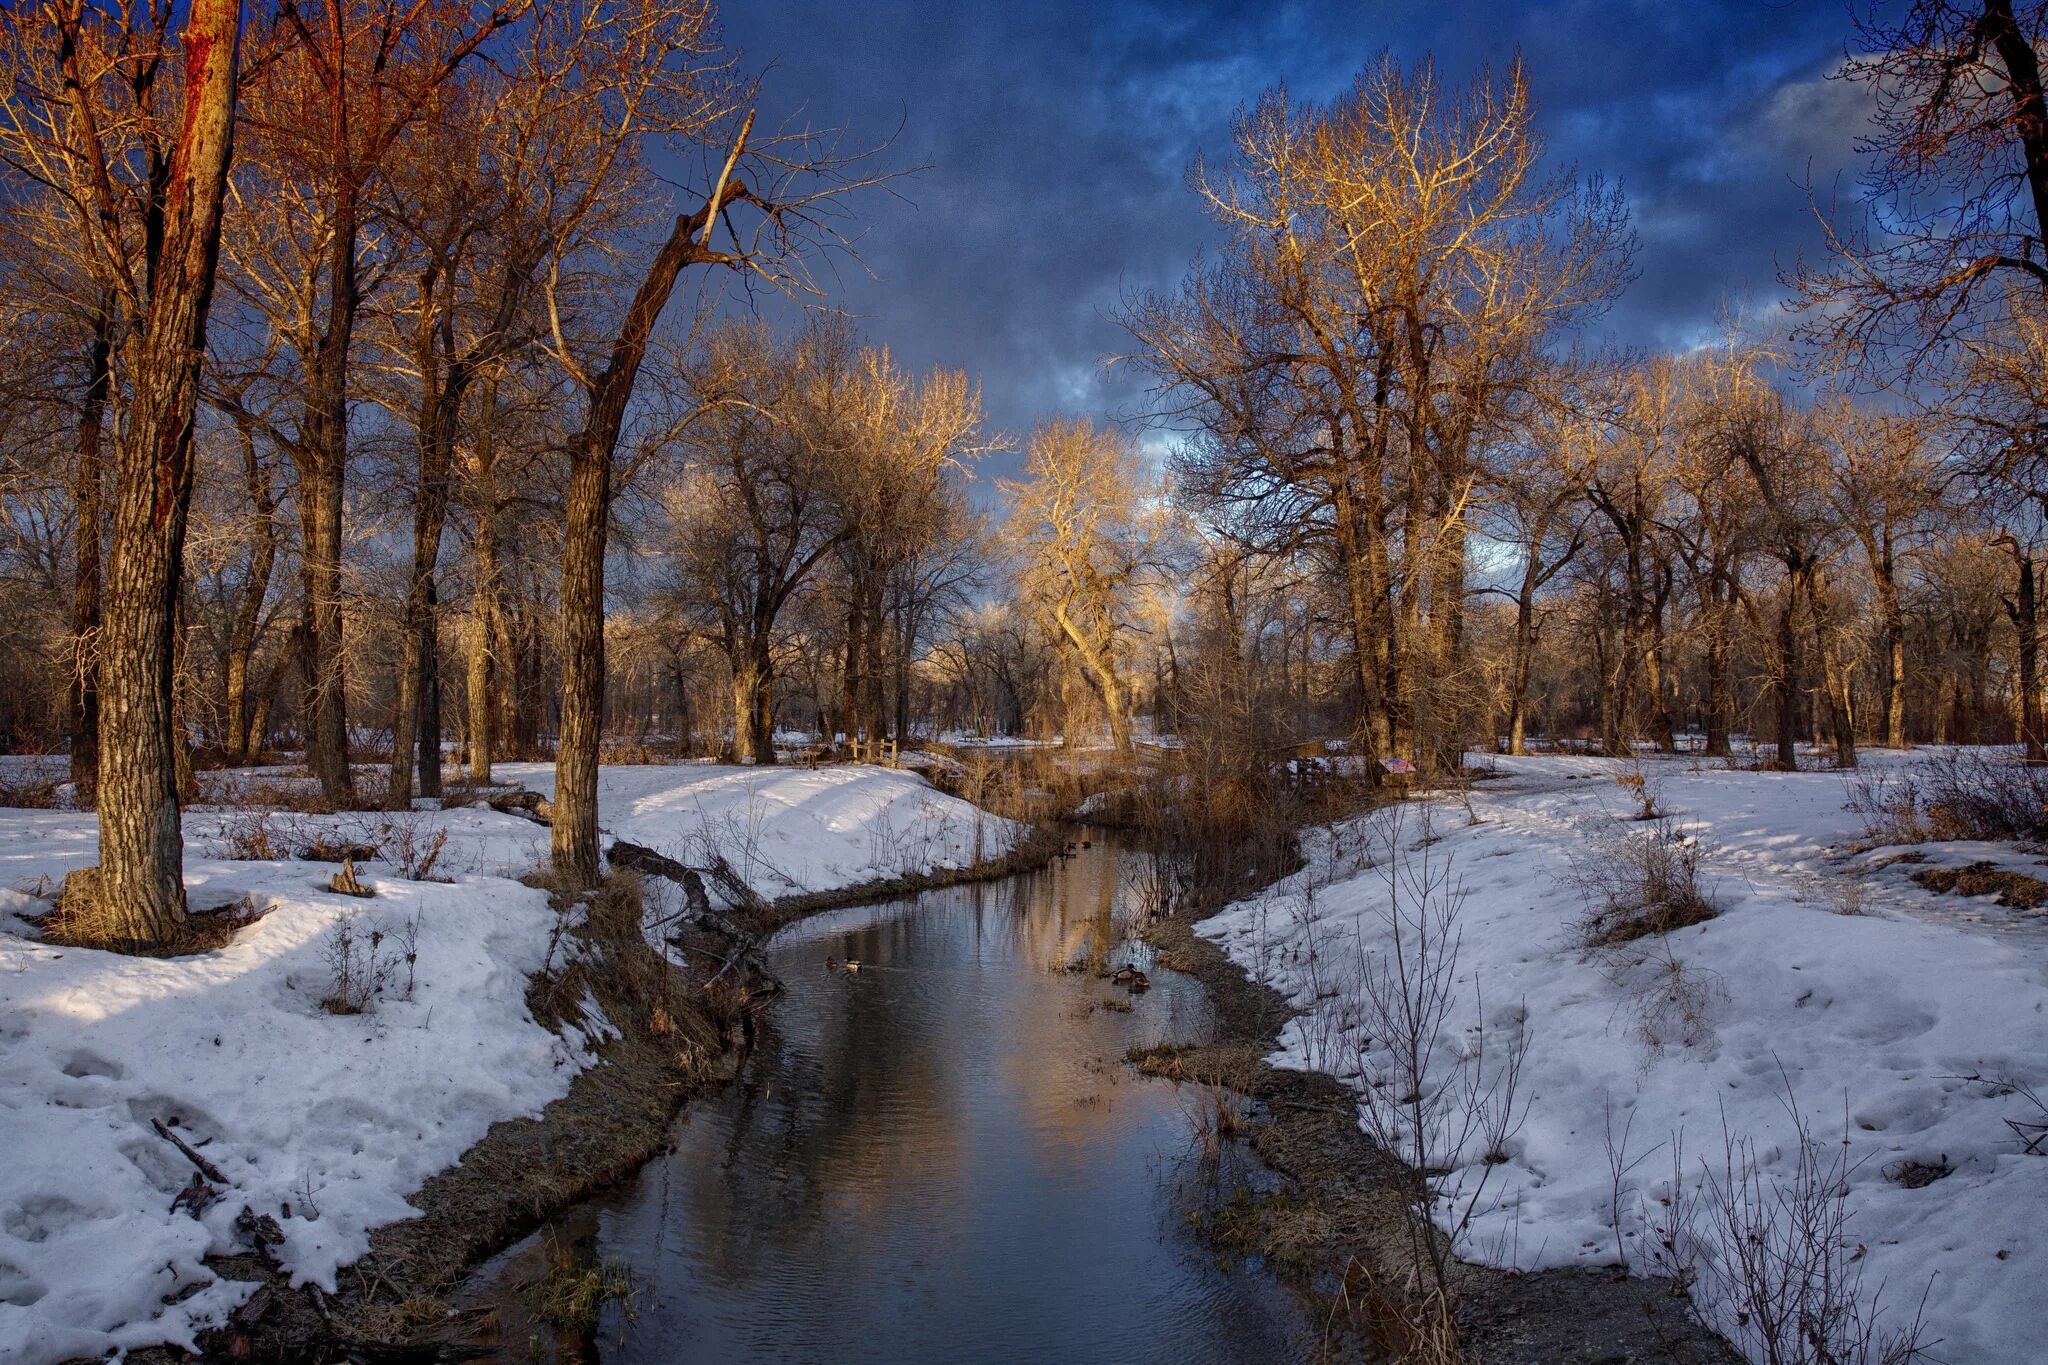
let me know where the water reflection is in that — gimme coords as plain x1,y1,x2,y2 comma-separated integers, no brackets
585,837,1312,1363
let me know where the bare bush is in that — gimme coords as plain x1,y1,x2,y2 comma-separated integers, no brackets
210,810,295,860
319,911,413,1015
1567,819,1718,947
1841,767,1928,845
1615,758,1665,820
368,812,451,881
1342,805,1531,1347
1604,937,1727,1062
1847,749,2048,844
0,769,65,809
1672,1087,1929,1365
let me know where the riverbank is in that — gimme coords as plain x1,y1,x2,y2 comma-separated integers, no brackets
1134,824,1734,1363
2,760,1044,1364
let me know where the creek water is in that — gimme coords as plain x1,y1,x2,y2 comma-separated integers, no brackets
486,834,1318,1363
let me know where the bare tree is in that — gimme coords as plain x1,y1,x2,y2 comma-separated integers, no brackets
1000,419,1166,755
0,0,246,941
230,0,522,807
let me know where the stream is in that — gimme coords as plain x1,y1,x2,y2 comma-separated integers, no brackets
476,833,1319,1363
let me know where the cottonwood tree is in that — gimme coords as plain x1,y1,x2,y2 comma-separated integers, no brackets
1584,361,1687,753
0,0,244,941
1000,419,1167,755
1708,356,1858,769
227,0,523,807
1487,397,1595,754
1794,0,2048,381
1819,400,1939,749
663,320,852,766
1127,55,1631,771
528,0,892,884
828,347,992,742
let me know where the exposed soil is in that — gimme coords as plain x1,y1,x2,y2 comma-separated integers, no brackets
1140,903,1737,1364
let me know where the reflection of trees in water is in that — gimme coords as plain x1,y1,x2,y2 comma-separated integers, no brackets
599,842,1284,1362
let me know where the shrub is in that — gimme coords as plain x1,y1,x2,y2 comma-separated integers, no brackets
1665,1087,1930,1365
368,812,451,881
0,769,64,809
1567,819,1718,947
1848,748,2048,845
318,910,419,1014
211,810,290,860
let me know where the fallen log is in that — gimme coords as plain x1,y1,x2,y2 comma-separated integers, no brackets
609,840,771,983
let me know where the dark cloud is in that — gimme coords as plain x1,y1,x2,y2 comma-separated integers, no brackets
704,0,1870,471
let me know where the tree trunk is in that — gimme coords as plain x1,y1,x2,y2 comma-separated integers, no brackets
1773,584,1801,772
1332,475,1392,768
249,650,289,759
1809,571,1857,768
1703,585,1732,758
466,612,493,782
729,645,777,764
92,0,241,944
69,303,112,798
554,436,609,882
1883,609,1907,749
389,357,462,807
2013,551,2043,762
296,180,362,807
1507,585,1537,756
550,178,756,884
222,419,277,764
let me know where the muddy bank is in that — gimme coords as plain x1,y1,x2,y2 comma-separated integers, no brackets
746,823,1066,926
1138,907,1736,1364
126,825,1061,1365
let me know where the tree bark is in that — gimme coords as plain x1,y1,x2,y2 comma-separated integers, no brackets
2010,548,2043,761
222,416,277,763
92,0,241,944
552,181,750,883
1773,584,1802,771
69,303,113,798
388,309,463,807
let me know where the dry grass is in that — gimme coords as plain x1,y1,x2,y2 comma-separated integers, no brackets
1910,861,2048,908
1567,820,1719,947
1329,1256,1463,1365
596,739,669,765
530,1234,636,1334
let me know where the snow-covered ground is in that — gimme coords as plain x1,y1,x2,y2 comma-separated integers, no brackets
0,760,1016,1363
1200,750,2048,1363
496,760,1023,899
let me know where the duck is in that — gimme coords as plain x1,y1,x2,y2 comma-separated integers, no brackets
841,958,862,973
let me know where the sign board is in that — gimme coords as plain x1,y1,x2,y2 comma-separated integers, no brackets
1380,757,1417,775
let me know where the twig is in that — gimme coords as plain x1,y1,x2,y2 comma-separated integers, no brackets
152,1117,228,1184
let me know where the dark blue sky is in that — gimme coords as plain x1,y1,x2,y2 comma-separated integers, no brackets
715,0,1866,462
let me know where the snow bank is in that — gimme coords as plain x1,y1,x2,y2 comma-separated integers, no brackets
0,760,1015,1361
498,761,1025,900
1200,751,2048,1363
0,831,589,1364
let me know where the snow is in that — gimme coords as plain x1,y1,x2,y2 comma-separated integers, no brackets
496,761,1024,899
0,760,1014,1363
1199,750,2048,1363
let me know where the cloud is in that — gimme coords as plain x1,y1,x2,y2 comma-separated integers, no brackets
695,0,1873,478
